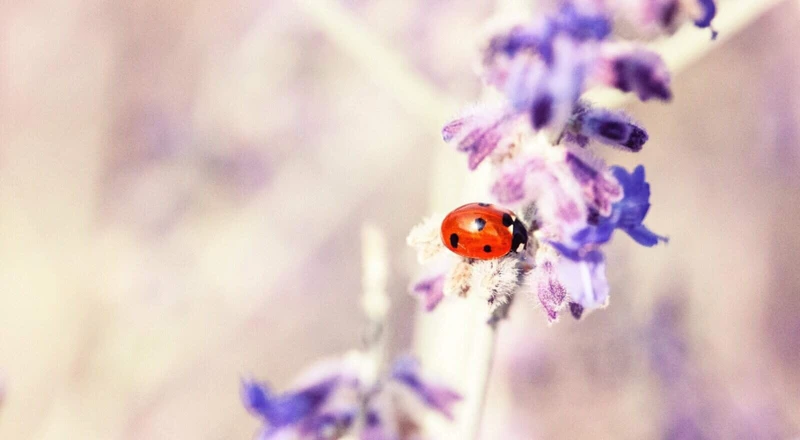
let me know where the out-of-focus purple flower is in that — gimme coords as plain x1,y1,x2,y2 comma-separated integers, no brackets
410,274,445,312
594,46,672,101
553,165,666,257
646,297,690,385
630,0,682,30
391,356,462,420
442,106,521,170
484,4,610,67
241,377,339,429
244,356,460,439
555,3,612,43
567,105,649,152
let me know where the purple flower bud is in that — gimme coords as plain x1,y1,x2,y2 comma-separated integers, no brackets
531,94,554,129
410,274,445,312
595,47,672,101
569,302,584,319
570,106,649,152
391,356,462,419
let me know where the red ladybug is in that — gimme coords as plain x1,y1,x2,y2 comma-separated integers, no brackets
441,203,529,260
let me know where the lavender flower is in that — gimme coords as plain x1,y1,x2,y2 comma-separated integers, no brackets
241,378,340,431
552,164,666,260
409,0,716,322
242,355,460,439
593,45,672,101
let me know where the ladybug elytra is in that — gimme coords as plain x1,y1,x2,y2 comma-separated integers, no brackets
441,203,529,260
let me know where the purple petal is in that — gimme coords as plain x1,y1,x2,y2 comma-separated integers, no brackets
565,152,623,216
241,377,340,428
557,256,610,310
441,107,516,170
391,356,461,419
527,256,568,322
693,0,717,29
492,156,587,241
491,157,545,204
410,274,445,312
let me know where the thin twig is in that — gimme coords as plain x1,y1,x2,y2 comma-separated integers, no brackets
294,0,457,124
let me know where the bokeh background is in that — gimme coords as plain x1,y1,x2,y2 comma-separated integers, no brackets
0,0,799,438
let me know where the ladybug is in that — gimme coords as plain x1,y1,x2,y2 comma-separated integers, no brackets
441,203,529,260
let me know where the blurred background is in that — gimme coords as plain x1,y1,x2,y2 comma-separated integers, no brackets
0,0,799,438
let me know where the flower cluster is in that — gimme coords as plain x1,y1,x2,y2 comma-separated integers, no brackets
242,353,461,439
409,1,715,322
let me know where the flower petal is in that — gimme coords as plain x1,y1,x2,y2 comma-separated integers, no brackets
557,255,610,311
410,274,446,312
391,356,462,419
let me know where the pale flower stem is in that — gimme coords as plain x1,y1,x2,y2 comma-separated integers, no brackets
361,223,390,383
461,321,499,440
460,283,516,439
294,0,457,123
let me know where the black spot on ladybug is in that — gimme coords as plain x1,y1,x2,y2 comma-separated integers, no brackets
474,218,486,231
511,219,528,252
478,202,490,207
502,213,513,227
483,245,492,253
450,233,459,248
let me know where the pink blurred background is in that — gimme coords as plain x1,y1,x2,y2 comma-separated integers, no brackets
0,0,798,438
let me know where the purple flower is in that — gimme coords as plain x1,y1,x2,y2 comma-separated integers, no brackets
410,274,445,312
484,4,609,67
594,47,672,101
244,356,460,439
554,4,612,43
391,356,462,419
241,377,339,429
553,165,666,257
491,154,587,241
568,105,649,152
